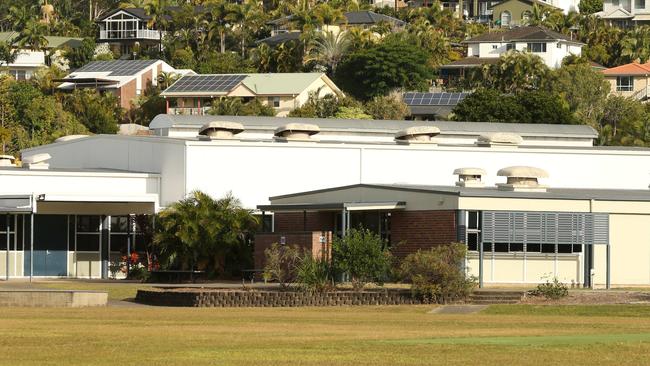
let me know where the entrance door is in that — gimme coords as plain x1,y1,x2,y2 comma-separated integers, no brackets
24,215,68,276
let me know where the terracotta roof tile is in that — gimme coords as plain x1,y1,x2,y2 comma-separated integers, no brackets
602,62,650,76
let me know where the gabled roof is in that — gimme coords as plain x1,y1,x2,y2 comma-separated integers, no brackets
97,5,206,22
242,73,335,95
256,31,301,47
73,59,158,76
342,11,405,26
464,26,580,44
0,32,83,49
594,7,633,19
602,62,650,76
490,0,561,10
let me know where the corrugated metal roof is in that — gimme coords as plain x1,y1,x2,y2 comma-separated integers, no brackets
149,115,598,138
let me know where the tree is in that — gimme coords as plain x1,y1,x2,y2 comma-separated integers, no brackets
144,0,167,54
364,95,410,120
482,51,549,93
620,27,650,63
335,39,432,101
154,191,259,276
205,0,232,54
209,97,276,116
334,106,372,119
452,89,526,123
515,90,577,124
305,30,350,74
62,89,122,134
0,75,16,154
598,96,647,146
579,0,603,15
16,20,49,52
228,0,266,58
66,38,96,69
332,228,392,291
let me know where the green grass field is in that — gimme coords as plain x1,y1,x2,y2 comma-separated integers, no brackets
3,301,650,366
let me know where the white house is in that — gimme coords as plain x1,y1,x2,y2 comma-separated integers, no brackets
3,115,650,287
595,0,650,26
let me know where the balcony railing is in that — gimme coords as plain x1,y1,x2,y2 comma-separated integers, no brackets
167,107,211,115
99,29,163,40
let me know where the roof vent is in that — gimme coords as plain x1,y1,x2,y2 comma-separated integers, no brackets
55,135,88,143
453,167,486,187
476,132,523,148
395,126,440,144
496,166,549,192
22,153,51,170
274,123,320,141
0,155,16,167
198,121,245,140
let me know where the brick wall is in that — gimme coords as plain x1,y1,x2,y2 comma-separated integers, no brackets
119,78,137,109
141,68,153,91
254,231,332,269
390,210,457,258
274,212,336,232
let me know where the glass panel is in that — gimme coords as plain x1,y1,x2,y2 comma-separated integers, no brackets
527,243,541,252
558,244,573,253
110,235,129,254
494,243,508,252
572,244,583,253
111,216,130,233
77,215,100,232
482,242,492,252
468,211,479,229
0,234,15,250
541,244,555,253
467,232,479,251
510,243,524,252
77,234,99,251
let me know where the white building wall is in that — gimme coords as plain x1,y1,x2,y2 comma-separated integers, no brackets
475,41,582,69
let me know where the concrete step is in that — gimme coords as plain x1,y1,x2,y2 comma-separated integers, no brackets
470,299,520,305
468,290,526,305
471,290,526,297
469,294,523,300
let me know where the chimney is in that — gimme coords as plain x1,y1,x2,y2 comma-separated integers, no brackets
0,155,16,167
198,121,245,140
453,167,486,187
395,126,440,144
22,153,51,170
274,123,320,141
476,132,523,148
496,166,549,192
55,135,88,143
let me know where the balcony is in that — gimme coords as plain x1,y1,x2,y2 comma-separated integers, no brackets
99,29,163,41
167,107,211,115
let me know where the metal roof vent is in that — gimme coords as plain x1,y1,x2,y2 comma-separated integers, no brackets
274,123,320,141
497,166,549,192
55,135,88,143
395,126,440,144
22,153,51,170
453,167,486,187
0,155,16,167
198,121,244,140
476,132,523,148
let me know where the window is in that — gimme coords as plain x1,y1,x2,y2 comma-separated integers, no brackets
466,211,481,252
500,11,512,26
492,44,498,49
636,0,645,9
10,70,26,81
506,43,514,51
268,96,280,108
527,42,547,53
612,0,619,5
617,76,633,91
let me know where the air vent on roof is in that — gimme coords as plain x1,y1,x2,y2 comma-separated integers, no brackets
198,121,245,140
476,132,523,148
453,167,486,187
0,155,16,167
22,153,51,170
274,123,320,141
496,166,548,192
395,126,440,144
55,135,88,143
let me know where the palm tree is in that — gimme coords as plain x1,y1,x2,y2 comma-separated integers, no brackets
620,27,650,63
313,3,345,32
228,0,266,58
16,20,49,52
144,0,168,54
305,30,350,74
204,0,232,54
485,51,549,93
157,71,179,89
8,5,38,31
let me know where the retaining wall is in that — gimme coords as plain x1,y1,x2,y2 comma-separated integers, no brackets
136,288,421,307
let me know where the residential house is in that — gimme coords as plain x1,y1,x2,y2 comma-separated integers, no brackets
595,0,650,27
259,11,405,46
96,8,164,57
0,32,82,80
57,59,194,110
403,92,471,120
491,0,564,26
601,62,650,100
160,73,342,117
439,26,583,83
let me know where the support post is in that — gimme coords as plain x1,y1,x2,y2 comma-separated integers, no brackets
606,244,611,290
30,212,33,283
6,214,9,281
341,209,346,237
126,214,132,277
478,236,484,288
303,210,307,232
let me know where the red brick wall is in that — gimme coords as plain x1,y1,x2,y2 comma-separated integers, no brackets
141,68,153,91
274,212,336,232
119,79,137,110
390,210,457,258
254,231,333,269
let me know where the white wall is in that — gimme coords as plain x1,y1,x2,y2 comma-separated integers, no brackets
475,41,582,69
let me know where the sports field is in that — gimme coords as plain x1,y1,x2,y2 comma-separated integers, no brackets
2,302,650,365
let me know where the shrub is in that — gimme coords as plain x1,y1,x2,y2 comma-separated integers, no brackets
262,243,302,289
332,228,392,291
398,243,477,304
296,254,333,294
531,277,569,300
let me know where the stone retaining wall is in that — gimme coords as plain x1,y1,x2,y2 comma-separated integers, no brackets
136,289,421,307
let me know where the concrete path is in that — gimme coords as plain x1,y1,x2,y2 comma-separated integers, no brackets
428,305,488,314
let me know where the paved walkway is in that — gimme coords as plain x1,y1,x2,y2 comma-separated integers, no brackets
428,305,488,314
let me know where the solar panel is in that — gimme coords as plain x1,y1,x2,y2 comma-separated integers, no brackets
164,74,247,93
75,60,158,76
403,92,470,106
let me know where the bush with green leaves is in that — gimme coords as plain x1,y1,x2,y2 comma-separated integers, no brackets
296,254,333,294
531,277,569,300
262,243,302,290
398,243,477,304
332,228,392,291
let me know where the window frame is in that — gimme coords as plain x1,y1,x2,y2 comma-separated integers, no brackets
527,42,547,53
616,76,634,92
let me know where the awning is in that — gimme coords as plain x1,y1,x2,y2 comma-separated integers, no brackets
0,195,34,213
257,201,406,212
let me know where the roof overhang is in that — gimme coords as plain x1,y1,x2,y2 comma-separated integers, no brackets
257,201,406,212
0,195,34,213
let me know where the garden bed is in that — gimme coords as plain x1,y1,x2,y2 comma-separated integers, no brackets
135,287,422,307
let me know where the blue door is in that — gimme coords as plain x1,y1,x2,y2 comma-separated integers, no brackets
24,215,68,276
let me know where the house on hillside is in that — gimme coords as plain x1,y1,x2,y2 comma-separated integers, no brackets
57,59,194,110
490,0,563,27
259,11,404,46
439,26,583,84
601,62,650,100
160,73,342,117
0,32,83,80
595,0,650,27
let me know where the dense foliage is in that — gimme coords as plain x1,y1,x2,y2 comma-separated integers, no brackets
332,228,392,291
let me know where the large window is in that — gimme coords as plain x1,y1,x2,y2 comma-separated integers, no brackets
500,11,512,26
636,0,645,9
617,76,634,91
268,96,280,108
527,42,547,53
76,215,100,252
0,215,15,251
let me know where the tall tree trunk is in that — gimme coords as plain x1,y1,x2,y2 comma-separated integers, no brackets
220,30,225,53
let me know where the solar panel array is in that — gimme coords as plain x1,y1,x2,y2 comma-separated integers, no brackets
75,60,158,76
164,74,247,93
403,92,470,106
